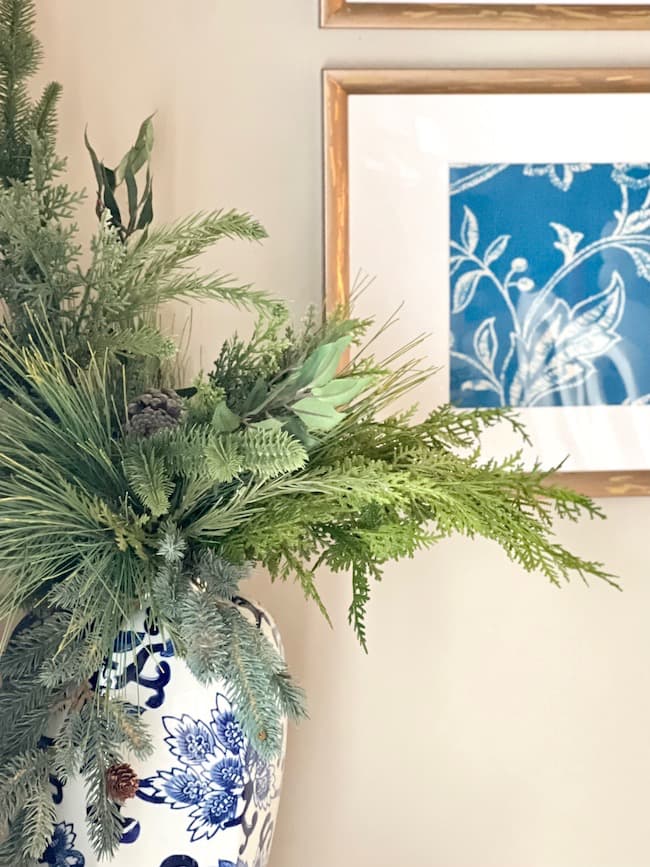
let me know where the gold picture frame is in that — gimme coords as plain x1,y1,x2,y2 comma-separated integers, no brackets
321,0,650,30
324,68,650,497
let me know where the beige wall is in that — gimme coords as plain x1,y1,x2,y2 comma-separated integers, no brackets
36,4,650,866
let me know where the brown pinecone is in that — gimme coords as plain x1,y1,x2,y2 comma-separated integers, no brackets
106,762,140,802
127,387,184,437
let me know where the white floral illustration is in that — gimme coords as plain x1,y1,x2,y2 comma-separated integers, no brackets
450,164,650,407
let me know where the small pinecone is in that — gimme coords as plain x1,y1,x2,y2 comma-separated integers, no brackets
127,388,184,437
106,762,140,802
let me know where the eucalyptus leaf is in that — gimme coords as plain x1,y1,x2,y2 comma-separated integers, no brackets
288,335,352,391
211,401,241,433
293,396,346,431
312,375,373,406
282,416,320,449
250,418,283,431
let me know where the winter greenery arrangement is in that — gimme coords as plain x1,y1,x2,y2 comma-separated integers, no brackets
0,2,614,864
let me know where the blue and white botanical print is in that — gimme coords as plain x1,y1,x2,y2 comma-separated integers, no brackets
40,822,85,867
449,163,650,407
138,693,277,847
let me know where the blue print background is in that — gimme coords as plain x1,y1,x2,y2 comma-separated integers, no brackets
449,163,650,408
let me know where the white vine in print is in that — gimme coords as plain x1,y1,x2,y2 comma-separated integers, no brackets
450,167,650,407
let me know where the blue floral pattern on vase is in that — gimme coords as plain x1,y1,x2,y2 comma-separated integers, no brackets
47,602,284,867
40,822,85,867
449,163,650,408
138,693,277,846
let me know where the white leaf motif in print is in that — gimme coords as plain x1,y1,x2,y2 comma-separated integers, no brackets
450,162,650,409
523,163,591,192
550,221,584,264
461,380,495,392
506,274,625,405
625,246,650,281
450,254,465,277
526,358,594,406
460,206,479,254
473,317,498,372
621,208,650,235
452,270,483,314
562,270,625,357
484,234,510,266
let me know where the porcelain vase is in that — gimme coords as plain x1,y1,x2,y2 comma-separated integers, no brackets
43,601,286,867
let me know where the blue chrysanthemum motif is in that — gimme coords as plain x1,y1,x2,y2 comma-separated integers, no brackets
214,707,245,754
164,715,216,765
251,757,275,810
188,790,238,841
40,822,85,867
158,767,208,807
211,757,245,792
139,693,278,849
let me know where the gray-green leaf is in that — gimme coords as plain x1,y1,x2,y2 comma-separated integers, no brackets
293,397,346,431
211,401,241,433
312,375,373,406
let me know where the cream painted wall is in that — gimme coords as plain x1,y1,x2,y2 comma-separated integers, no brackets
35,4,650,866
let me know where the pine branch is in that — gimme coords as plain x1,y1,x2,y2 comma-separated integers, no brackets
220,605,285,759
30,80,61,142
20,763,57,860
80,701,125,859
0,749,44,825
0,609,69,679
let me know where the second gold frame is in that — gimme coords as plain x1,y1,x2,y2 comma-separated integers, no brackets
321,0,650,29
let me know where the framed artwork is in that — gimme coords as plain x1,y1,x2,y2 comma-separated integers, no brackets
324,68,650,497
321,0,650,30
